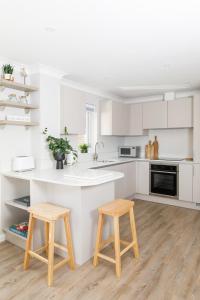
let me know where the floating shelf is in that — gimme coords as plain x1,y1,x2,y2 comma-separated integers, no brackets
0,120,39,126
5,200,29,211
0,79,38,92
0,100,38,110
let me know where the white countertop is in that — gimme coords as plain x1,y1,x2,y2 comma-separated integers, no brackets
1,157,195,187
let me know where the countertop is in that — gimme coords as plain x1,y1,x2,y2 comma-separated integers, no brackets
1,157,195,187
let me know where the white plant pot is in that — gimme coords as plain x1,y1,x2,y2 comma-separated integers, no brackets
4,74,12,80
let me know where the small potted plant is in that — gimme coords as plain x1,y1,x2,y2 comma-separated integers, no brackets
79,143,89,153
43,127,77,169
2,64,14,81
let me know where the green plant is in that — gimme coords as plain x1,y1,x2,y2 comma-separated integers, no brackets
43,127,77,159
79,143,89,153
2,64,14,74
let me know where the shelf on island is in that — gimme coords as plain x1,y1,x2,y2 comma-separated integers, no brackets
0,120,39,126
4,227,27,241
0,100,38,110
0,79,38,92
5,200,29,211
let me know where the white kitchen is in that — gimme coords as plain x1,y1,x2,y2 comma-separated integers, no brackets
1,1,200,299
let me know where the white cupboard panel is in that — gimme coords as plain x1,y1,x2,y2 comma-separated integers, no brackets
128,103,144,136
179,164,193,202
142,101,167,129
193,164,200,203
136,161,149,195
168,98,193,128
60,85,86,135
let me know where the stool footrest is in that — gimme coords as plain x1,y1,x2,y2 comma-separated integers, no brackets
54,258,70,271
29,250,48,264
97,253,116,264
120,241,135,256
100,235,114,250
54,242,68,253
34,246,46,254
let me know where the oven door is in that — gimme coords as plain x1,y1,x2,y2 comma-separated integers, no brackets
150,170,178,198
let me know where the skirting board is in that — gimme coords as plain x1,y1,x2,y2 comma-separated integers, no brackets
134,194,200,211
0,233,5,243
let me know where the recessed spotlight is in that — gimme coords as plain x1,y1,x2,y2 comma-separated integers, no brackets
45,27,56,33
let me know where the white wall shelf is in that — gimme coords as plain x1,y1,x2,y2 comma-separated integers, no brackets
0,120,39,126
0,100,38,110
5,200,29,211
4,228,27,241
0,79,38,92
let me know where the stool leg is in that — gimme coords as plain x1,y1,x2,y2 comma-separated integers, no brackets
114,216,121,278
48,221,55,287
129,208,139,258
44,222,49,257
64,214,75,270
24,213,35,270
93,213,104,267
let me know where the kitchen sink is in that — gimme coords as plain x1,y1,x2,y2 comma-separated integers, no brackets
97,160,117,163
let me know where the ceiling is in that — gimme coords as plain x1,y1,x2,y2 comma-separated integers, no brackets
1,0,200,100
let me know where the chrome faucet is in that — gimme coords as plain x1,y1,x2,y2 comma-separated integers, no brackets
93,141,104,161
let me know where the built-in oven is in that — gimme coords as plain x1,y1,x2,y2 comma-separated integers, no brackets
150,163,179,199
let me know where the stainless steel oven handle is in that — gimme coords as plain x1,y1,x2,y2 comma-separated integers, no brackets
150,170,177,174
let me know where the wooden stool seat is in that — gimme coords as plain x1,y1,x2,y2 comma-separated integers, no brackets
29,203,70,221
93,199,139,278
99,199,134,217
24,203,75,286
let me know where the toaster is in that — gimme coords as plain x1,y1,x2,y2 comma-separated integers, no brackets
12,156,35,172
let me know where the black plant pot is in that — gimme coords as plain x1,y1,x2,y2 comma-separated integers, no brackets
54,152,65,169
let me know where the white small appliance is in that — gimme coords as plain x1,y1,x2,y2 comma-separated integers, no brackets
12,156,35,172
119,146,140,158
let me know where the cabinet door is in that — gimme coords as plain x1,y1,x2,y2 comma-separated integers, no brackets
112,102,128,136
179,164,193,202
168,98,193,128
128,103,144,136
143,101,167,129
125,162,136,197
136,162,149,195
60,86,86,135
193,164,200,203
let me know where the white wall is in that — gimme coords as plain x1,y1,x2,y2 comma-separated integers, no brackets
124,128,193,159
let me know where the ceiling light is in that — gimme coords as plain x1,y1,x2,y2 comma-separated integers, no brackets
45,27,56,33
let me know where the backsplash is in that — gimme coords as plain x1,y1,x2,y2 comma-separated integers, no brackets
124,128,193,159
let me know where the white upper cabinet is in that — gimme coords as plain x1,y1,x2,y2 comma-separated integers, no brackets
60,85,86,135
127,103,144,136
179,164,193,202
101,100,128,136
168,98,193,128
142,101,167,129
136,161,149,195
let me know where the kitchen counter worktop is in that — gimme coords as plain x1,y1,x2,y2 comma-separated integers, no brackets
2,157,195,187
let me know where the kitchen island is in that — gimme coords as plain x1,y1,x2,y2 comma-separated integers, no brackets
1,166,123,265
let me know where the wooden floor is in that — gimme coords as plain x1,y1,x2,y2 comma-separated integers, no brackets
1,200,200,300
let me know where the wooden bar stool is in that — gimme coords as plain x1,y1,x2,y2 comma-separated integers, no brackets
24,203,75,286
93,199,139,278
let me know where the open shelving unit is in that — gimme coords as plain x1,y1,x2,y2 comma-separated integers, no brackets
0,78,39,127
0,78,38,92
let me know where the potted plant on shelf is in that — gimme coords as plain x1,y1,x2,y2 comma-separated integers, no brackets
2,64,14,81
43,127,77,169
79,143,89,153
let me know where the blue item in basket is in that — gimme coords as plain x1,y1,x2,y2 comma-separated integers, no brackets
9,225,28,238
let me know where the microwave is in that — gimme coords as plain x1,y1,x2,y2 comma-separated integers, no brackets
119,146,140,158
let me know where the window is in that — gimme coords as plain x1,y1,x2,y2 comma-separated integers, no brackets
79,103,97,152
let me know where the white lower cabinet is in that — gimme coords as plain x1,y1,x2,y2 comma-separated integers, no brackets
102,162,136,198
136,161,149,195
179,164,193,202
193,164,200,203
